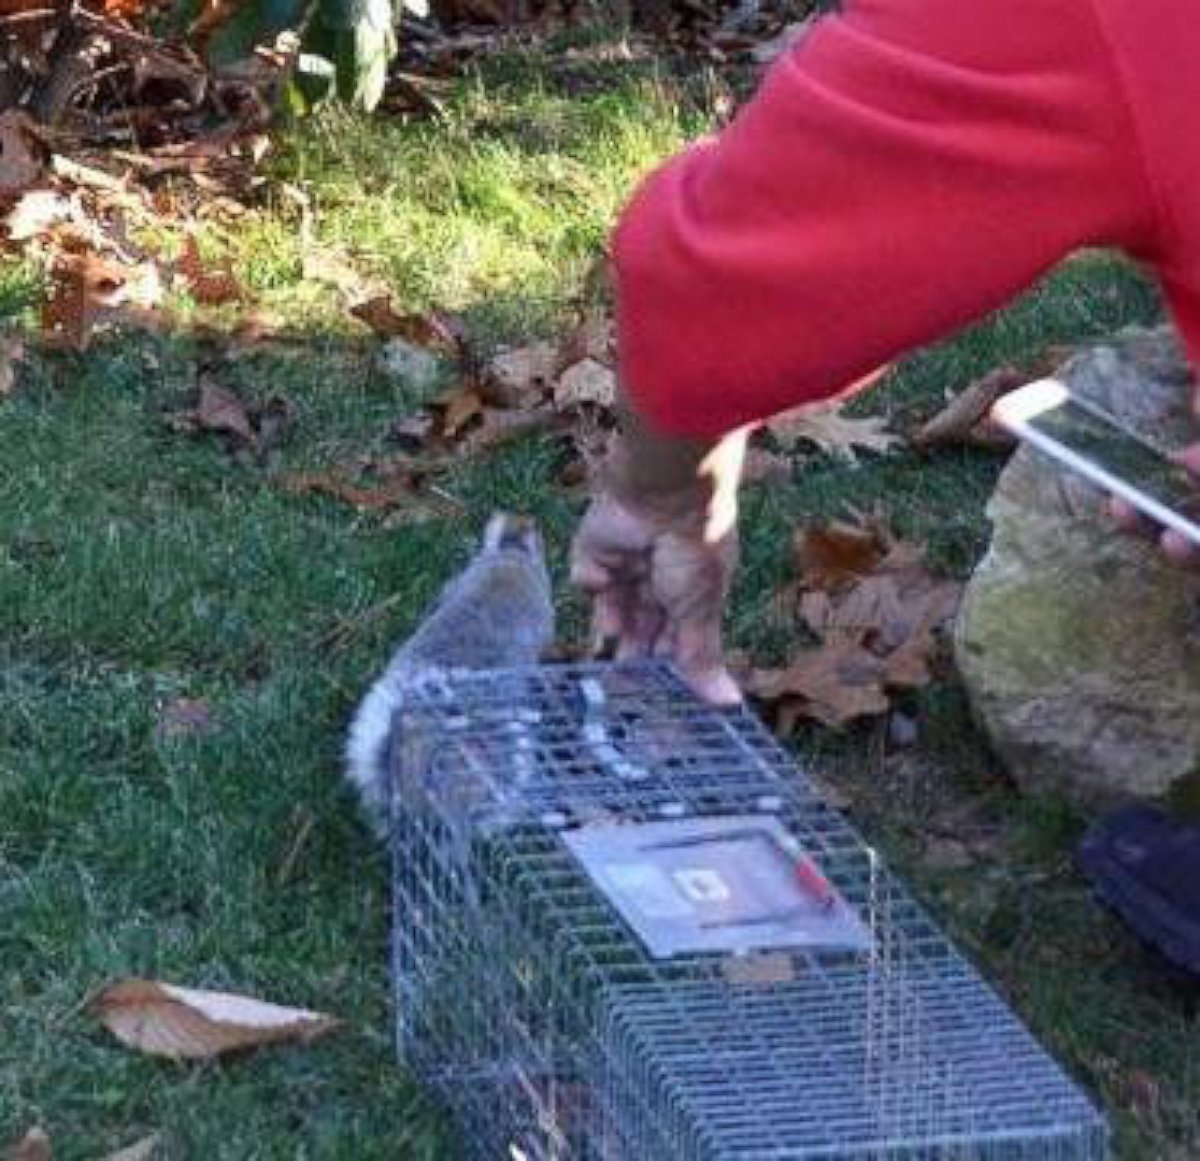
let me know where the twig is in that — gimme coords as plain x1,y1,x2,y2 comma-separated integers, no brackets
275,808,316,886
0,9,58,28
51,152,131,193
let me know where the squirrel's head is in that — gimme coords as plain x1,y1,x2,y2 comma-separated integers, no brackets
482,512,545,561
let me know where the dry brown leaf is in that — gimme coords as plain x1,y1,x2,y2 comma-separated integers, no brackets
155,697,214,740
752,16,816,65
0,334,26,397
93,979,341,1060
748,644,890,729
170,381,294,461
462,405,558,456
794,522,888,591
484,341,558,408
722,952,795,986
0,111,47,196
8,1127,51,1161
556,311,614,370
350,296,460,353
752,516,961,730
177,237,243,306
768,399,899,461
6,190,74,242
230,310,285,348
1126,1069,1161,1121
923,836,976,871
882,630,936,689
196,379,255,445
301,245,371,298
742,447,793,486
389,411,437,449
281,470,418,513
102,1134,162,1161
41,251,134,351
436,384,485,439
553,358,617,411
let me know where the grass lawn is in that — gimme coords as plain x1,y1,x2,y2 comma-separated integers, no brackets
2,34,1198,1159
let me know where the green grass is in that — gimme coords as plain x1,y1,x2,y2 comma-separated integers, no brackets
2,38,1197,1159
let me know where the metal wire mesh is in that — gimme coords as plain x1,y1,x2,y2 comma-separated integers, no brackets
389,661,1107,1160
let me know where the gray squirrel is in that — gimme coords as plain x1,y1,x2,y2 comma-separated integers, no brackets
344,513,556,829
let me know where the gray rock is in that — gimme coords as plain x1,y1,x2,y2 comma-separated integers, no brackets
377,338,443,392
955,326,1200,806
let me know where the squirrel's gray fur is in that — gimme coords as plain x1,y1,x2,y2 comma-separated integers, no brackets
344,513,555,829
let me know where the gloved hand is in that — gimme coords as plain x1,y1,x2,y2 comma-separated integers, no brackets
570,420,748,706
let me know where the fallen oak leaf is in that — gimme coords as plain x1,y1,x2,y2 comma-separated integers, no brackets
747,643,890,730
555,310,614,371
7,1127,51,1161
301,245,376,299
41,250,134,351
5,190,75,243
195,379,255,445
92,979,342,1060
768,399,899,461
0,110,48,195
177,236,243,306
155,697,215,741
794,521,889,591
170,380,293,462
102,1134,163,1161
388,410,436,449
350,295,462,354
484,341,559,408
0,334,25,397
460,404,559,455
754,516,962,729
281,470,424,513
742,446,793,486
436,383,485,439
922,835,977,871
721,951,795,986
553,357,617,411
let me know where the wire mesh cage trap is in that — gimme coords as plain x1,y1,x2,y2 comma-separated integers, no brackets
389,661,1108,1160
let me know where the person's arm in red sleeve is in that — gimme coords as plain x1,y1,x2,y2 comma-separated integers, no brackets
573,0,1162,701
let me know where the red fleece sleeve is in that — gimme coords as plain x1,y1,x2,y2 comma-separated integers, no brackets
613,0,1159,438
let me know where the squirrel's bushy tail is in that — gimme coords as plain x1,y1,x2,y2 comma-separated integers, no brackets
344,513,555,830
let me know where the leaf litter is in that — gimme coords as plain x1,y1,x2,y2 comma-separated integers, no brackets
747,517,963,731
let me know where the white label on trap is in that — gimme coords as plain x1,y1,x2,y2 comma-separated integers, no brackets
603,862,693,920
673,867,731,904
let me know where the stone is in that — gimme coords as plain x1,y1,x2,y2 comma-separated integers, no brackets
955,326,1200,806
377,338,442,392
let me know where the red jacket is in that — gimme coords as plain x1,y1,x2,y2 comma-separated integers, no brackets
614,0,1200,438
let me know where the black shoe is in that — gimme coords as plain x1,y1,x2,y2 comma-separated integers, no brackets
1077,805,1200,977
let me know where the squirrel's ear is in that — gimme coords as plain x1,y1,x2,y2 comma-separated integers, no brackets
483,512,542,555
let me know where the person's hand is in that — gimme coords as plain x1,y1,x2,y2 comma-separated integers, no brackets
571,491,741,705
570,414,750,706
1108,443,1200,567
